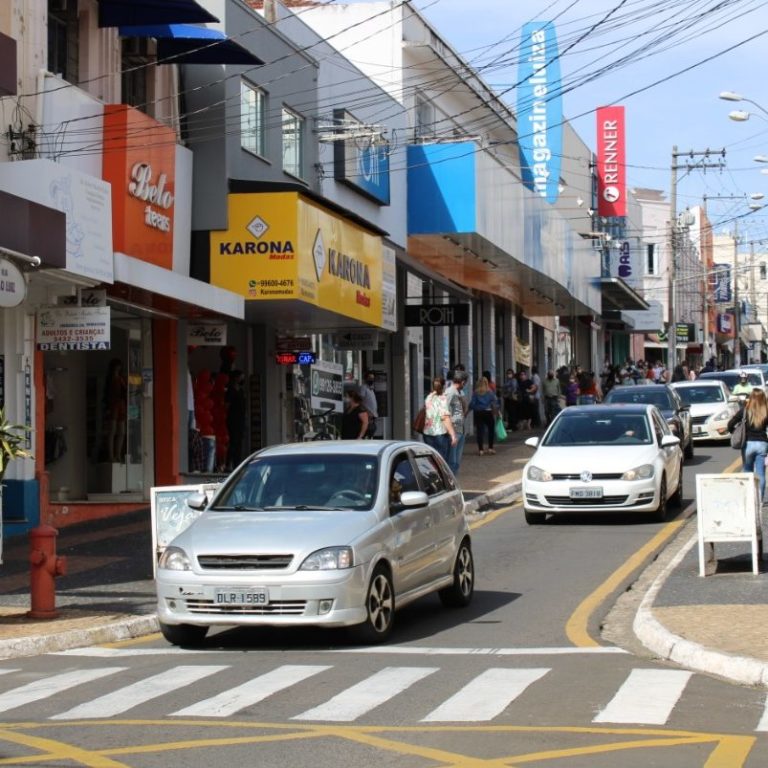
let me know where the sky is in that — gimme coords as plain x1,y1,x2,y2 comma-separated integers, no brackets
348,0,768,241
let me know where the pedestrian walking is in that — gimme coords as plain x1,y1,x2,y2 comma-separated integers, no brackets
341,390,370,439
422,377,458,461
469,376,499,455
542,370,561,425
501,368,519,430
728,388,768,502
445,372,469,474
358,371,378,438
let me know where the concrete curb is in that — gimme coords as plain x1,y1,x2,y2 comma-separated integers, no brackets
464,480,522,517
633,528,768,687
0,614,159,661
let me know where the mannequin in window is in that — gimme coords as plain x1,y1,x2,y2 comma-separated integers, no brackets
103,358,127,463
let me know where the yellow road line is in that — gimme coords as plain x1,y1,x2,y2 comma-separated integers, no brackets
100,632,161,648
565,452,743,648
469,501,519,531
0,728,129,768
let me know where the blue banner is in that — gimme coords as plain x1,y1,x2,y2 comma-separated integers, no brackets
517,22,563,204
711,263,731,303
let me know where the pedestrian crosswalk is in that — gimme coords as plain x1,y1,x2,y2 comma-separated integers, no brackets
0,662,764,730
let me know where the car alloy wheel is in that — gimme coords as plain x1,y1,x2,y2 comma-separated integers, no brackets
439,540,474,607
654,475,668,523
354,566,395,643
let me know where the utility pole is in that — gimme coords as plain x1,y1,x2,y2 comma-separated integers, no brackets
734,218,741,367
667,148,725,369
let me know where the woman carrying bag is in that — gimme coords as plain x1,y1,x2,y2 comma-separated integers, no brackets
422,377,458,461
469,376,500,455
728,388,768,502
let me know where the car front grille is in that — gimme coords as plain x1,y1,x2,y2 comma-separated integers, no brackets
544,495,630,506
197,555,293,570
690,415,709,426
182,599,307,615
550,473,623,481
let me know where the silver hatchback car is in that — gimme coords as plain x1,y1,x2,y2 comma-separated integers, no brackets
156,441,474,645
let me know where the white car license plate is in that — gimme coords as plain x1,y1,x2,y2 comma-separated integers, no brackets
214,588,268,605
693,426,703,434
569,487,603,499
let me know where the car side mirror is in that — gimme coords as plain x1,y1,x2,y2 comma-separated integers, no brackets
399,491,429,509
524,437,540,449
186,492,208,511
661,435,680,447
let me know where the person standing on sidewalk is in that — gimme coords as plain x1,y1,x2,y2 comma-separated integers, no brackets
542,370,561,425
469,376,499,455
728,388,768,501
423,377,458,461
445,372,469,474
501,369,519,431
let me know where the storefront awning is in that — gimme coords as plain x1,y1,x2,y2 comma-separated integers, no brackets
98,0,218,28
599,277,649,312
118,24,263,66
113,253,244,320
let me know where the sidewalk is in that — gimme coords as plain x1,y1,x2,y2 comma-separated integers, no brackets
633,517,768,687
0,431,537,659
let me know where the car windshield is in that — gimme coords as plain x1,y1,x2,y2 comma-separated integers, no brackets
675,386,725,405
543,412,653,446
212,454,379,511
605,389,673,410
700,372,761,388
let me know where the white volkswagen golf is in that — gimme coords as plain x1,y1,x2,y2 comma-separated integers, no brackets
522,404,683,524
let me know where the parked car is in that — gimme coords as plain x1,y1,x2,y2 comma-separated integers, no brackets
669,380,739,442
155,441,474,646
602,384,693,459
698,368,766,394
522,405,683,524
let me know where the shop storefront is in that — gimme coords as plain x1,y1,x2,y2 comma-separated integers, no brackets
207,190,395,446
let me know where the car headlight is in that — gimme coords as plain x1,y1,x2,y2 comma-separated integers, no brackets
300,546,354,571
158,546,192,571
712,410,730,421
526,465,553,482
621,464,655,481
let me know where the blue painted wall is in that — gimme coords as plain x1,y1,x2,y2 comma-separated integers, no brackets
3,478,40,538
407,143,477,235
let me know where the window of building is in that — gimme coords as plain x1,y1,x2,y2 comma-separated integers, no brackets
241,81,266,157
761,262,767,281
121,37,155,114
415,95,434,140
47,0,79,85
646,243,658,276
282,108,304,178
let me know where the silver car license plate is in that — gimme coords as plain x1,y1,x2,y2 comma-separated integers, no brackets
569,487,603,499
214,588,268,605
693,426,704,434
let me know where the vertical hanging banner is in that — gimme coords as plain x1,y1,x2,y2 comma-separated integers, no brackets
517,22,563,204
596,105,626,217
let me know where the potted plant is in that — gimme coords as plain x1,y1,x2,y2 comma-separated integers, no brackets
0,409,32,481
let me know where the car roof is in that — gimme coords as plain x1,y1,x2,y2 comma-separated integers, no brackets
670,379,723,387
559,404,654,415
254,440,429,458
607,384,670,392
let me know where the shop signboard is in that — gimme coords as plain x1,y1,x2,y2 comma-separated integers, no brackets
381,244,397,332
404,303,470,327
608,240,640,288
517,22,563,203
210,192,385,328
0,258,26,308
716,313,734,336
516,338,532,368
187,323,227,346
333,330,380,350
36,306,111,351
150,483,220,576
596,105,627,217
333,109,390,205
103,105,176,269
310,360,344,413
696,473,763,576
712,264,731,303
0,158,113,283
275,336,313,353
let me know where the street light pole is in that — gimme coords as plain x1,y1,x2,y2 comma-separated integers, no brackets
667,146,678,369
734,219,741,367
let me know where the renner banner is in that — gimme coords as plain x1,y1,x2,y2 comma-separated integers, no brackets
596,105,626,217
517,22,563,204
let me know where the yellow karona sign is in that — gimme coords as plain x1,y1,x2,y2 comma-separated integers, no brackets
210,192,384,326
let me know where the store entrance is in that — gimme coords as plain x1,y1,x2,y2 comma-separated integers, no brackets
44,314,153,502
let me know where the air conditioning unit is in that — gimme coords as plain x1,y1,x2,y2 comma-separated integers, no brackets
122,36,151,58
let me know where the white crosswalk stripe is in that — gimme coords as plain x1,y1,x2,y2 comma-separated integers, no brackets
171,665,331,718
755,695,768,732
293,666,438,722
50,665,228,720
0,669,19,676
421,668,550,722
593,668,693,725
0,668,125,713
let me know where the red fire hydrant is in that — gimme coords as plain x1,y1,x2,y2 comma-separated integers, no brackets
28,525,67,619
